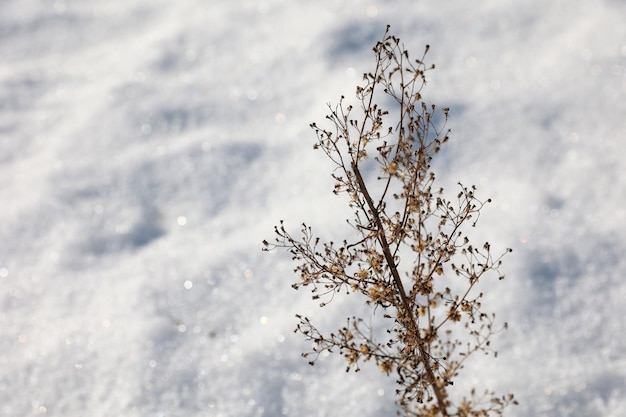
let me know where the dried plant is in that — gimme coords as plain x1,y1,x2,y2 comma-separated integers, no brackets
264,26,516,417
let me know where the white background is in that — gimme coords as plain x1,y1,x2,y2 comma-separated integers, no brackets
1,0,625,416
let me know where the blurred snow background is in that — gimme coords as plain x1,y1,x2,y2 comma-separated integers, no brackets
1,0,625,416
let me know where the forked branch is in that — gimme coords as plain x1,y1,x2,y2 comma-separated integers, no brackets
264,26,516,417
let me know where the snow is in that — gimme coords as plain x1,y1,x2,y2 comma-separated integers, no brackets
1,0,625,416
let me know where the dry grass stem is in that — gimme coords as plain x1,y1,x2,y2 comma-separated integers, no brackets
264,26,516,417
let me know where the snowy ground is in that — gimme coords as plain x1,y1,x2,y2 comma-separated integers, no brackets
1,1,625,416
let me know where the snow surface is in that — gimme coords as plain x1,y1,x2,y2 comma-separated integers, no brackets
1,0,625,416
